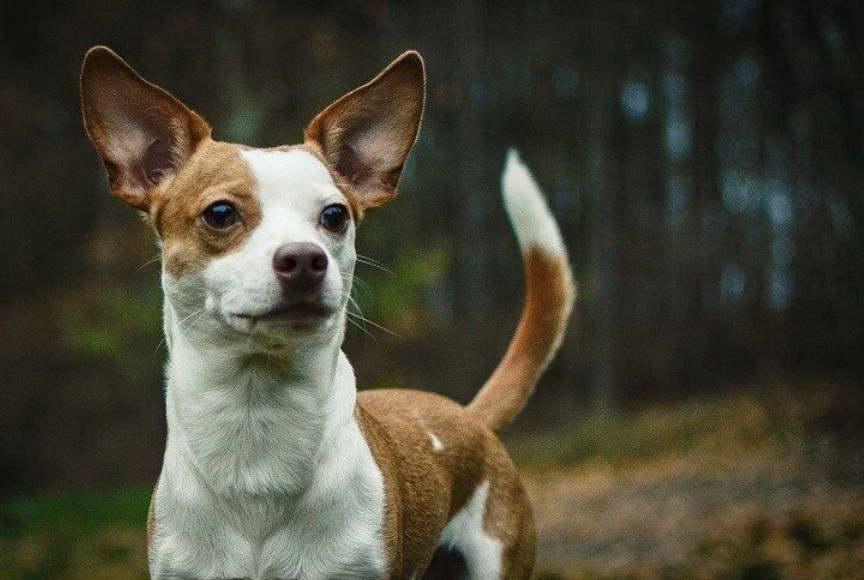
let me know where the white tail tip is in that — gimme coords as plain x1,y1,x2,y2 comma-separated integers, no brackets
502,148,567,256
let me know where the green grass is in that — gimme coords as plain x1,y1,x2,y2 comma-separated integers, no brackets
1,487,150,540
0,488,150,580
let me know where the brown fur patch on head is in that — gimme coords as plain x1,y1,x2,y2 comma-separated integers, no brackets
150,140,260,278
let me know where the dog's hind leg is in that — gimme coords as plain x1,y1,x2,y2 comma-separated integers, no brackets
422,474,535,580
487,479,536,580
497,504,536,580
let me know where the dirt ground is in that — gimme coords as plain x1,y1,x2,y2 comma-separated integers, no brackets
517,385,864,579
525,460,864,578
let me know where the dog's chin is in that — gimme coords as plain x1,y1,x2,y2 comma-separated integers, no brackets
225,303,338,338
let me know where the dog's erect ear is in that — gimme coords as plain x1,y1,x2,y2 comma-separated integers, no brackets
80,46,211,211
305,51,425,212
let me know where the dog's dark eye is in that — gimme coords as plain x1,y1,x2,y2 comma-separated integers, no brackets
202,202,238,229
320,204,349,232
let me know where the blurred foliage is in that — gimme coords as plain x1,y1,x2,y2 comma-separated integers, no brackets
57,286,162,360
354,241,450,332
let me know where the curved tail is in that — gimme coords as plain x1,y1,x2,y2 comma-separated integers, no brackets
466,149,575,432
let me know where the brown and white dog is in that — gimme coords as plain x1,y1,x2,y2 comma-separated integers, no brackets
80,46,574,580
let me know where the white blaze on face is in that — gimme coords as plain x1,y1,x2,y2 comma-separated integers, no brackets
204,148,356,335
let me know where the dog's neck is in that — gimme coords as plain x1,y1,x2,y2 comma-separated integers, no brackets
161,300,357,496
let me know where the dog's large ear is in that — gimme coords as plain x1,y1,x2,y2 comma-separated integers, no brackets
305,51,425,212
80,46,211,212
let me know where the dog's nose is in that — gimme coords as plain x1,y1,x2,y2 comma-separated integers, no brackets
273,242,328,289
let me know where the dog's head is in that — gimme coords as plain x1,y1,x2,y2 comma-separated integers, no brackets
80,47,424,354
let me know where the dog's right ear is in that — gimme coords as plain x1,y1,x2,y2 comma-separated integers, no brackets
80,46,211,211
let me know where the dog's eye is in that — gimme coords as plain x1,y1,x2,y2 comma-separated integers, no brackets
320,204,349,232
202,202,238,229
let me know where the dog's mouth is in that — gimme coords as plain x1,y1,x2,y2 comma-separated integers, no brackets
234,302,335,327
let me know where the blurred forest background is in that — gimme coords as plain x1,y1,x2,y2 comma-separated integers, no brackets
1,0,863,578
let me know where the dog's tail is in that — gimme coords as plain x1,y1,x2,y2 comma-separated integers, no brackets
466,149,575,433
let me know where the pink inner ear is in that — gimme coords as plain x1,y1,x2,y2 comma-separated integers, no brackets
141,137,176,186
334,144,371,186
318,109,418,205
98,127,185,207
304,52,425,211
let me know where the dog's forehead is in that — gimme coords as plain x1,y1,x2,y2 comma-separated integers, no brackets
240,147,343,210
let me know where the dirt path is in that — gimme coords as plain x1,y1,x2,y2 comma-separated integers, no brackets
523,454,864,579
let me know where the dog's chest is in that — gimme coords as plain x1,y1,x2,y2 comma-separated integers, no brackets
153,494,385,579
150,419,388,579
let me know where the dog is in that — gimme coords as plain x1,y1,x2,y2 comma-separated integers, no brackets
80,46,574,580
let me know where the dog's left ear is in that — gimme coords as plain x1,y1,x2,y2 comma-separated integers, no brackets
305,51,425,213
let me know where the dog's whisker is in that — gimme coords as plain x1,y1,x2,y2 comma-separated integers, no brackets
345,293,376,341
154,308,204,359
177,307,206,329
356,252,395,273
183,310,209,333
348,296,365,317
352,277,371,295
153,336,168,359
355,258,396,275
137,253,162,271
347,311,400,338
344,286,397,338
356,253,390,269
346,316,376,342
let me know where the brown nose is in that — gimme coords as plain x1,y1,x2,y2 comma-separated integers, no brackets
273,242,328,290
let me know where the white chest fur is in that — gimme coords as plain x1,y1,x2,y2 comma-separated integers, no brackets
149,333,387,579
